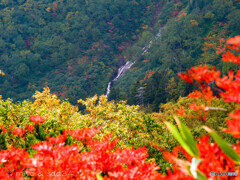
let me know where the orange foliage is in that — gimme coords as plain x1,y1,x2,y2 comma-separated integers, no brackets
52,2,58,12
144,70,156,80
0,70,5,76
141,25,149,29
175,10,187,21
46,7,51,12
201,32,227,56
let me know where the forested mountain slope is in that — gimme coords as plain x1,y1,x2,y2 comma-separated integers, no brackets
0,0,159,103
0,1,240,178
110,0,240,111
0,0,240,112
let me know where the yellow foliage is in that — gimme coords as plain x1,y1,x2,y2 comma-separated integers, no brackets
19,50,30,56
77,95,161,147
66,12,73,19
141,25,149,30
33,87,60,107
10,44,16,49
46,7,51,12
190,19,199,26
32,87,79,128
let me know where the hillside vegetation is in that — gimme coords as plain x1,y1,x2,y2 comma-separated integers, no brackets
0,1,240,178
1,0,239,112
0,0,160,103
112,0,240,111
0,36,240,178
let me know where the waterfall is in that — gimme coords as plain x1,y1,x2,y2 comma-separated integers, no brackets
106,61,135,96
106,26,166,95
106,82,112,96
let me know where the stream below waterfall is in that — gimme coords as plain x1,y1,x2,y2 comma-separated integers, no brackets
106,26,166,96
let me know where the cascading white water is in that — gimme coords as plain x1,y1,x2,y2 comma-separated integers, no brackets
106,26,166,95
106,61,135,95
112,61,136,81
106,82,112,96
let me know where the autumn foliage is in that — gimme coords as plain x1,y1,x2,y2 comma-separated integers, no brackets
0,120,163,179
1,36,240,179
166,36,240,179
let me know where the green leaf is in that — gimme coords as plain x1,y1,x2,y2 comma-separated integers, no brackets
165,121,196,157
203,126,240,164
96,173,104,180
175,116,199,158
196,170,208,180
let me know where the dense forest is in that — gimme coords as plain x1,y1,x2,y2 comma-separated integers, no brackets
0,0,240,179
110,0,240,111
0,0,159,103
0,0,239,112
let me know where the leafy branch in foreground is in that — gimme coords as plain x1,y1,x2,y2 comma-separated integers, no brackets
163,35,240,179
